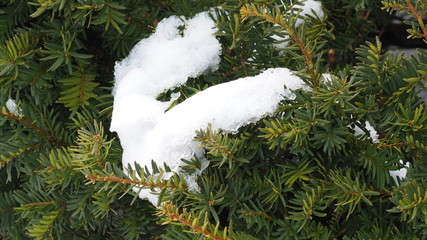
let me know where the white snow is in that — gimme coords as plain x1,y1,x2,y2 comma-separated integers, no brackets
6,99,21,116
293,0,324,26
112,12,222,99
352,121,408,185
273,0,324,48
322,75,381,144
111,11,307,204
321,73,333,82
353,121,379,143
133,67,304,173
111,10,222,157
364,121,379,143
390,160,409,185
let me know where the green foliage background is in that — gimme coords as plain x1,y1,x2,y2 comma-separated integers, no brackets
1,0,427,239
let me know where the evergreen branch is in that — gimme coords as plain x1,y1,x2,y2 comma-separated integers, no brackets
28,209,61,240
382,0,427,41
0,32,35,77
195,124,242,169
0,143,44,167
240,4,318,87
125,15,154,30
288,185,328,222
327,170,380,218
158,203,231,240
0,108,60,144
359,145,401,188
389,180,427,223
29,67,45,85
85,174,187,190
287,27,318,86
70,121,112,170
56,69,99,111
199,136,235,158
375,190,392,196
377,142,406,148
396,69,427,96
21,201,57,208
0,206,14,213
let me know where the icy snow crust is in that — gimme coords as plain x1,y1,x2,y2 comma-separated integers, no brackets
111,11,308,204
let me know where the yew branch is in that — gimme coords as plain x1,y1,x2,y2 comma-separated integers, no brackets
85,174,187,190
160,203,231,240
0,109,64,145
240,5,318,87
0,143,44,167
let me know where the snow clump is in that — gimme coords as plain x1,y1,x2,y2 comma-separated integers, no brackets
390,160,409,185
353,121,379,143
111,11,307,204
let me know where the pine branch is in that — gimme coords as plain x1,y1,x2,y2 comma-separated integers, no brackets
195,124,242,169
21,201,57,208
0,108,61,145
240,4,318,87
158,203,231,240
56,69,99,111
69,121,112,170
328,170,380,218
0,143,44,167
27,209,61,240
382,0,427,42
0,32,36,78
288,185,328,222
85,174,188,191
389,180,427,224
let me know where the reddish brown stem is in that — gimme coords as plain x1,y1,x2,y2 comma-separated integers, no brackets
387,1,427,41
287,28,318,86
22,201,56,207
85,175,187,190
0,109,63,145
162,204,230,240
0,143,44,167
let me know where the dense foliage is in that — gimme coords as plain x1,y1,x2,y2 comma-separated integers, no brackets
1,0,427,239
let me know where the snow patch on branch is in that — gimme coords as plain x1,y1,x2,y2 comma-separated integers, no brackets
390,160,409,185
111,11,307,204
353,121,379,143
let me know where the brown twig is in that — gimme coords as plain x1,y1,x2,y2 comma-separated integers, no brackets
21,201,57,207
385,0,427,41
377,142,415,148
404,1,427,40
287,27,318,86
